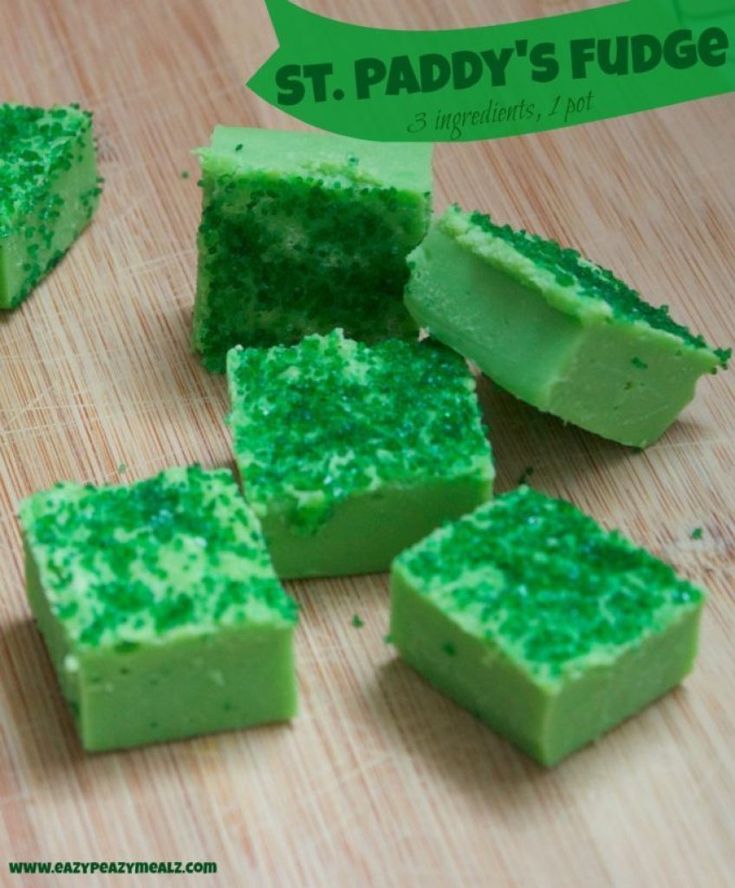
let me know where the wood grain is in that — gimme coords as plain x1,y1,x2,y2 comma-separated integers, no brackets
0,2,733,886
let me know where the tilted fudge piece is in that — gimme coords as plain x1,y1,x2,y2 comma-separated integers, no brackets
194,126,432,371
227,329,494,579
405,205,730,447
390,486,706,766
19,466,298,751
0,102,101,309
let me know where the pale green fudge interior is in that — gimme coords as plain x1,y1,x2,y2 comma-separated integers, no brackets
405,206,730,447
227,329,494,579
194,126,432,371
19,466,298,751
0,103,101,309
391,487,706,766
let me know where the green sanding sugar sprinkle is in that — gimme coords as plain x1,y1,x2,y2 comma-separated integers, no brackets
691,527,703,540
227,329,493,533
19,466,297,650
351,614,364,629
0,103,95,237
395,487,705,685
464,208,730,367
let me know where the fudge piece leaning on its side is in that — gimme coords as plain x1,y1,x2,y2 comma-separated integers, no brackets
405,205,730,447
390,486,707,766
0,102,101,309
19,466,298,752
194,126,433,371
227,329,494,579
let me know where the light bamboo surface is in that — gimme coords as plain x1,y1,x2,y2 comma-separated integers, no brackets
0,2,733,886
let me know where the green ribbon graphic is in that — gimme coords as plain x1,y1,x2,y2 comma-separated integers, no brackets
247,0,734,141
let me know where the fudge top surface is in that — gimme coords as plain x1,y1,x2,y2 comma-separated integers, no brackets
227,329,494,533
434,205,730,369
0,103,93,237
394,486,706,688
198,125,433,195
19,466,297,651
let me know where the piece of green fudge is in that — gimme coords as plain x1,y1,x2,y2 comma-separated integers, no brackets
405,206,730,447
0,102,101,309
390,487,706,766
19,466,298,751
194,126,432,371
227,329,494,579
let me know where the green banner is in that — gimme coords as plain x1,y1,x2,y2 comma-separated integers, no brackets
247,0,735,141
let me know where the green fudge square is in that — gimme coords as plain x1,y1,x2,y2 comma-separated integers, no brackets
405,205,730,447
390,487,706,766
19,466,298,751
0,102,101,309
193,126,432,371
227,329,494,579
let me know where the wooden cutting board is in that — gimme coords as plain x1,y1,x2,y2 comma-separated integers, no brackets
1,2,733,885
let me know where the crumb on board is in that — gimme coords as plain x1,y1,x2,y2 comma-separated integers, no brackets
518,466,534,485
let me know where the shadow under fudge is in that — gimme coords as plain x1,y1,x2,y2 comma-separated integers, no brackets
369,657,694,795
284,572,390,647
475,373,713,495
1,618,88,772
369,658,544,792
1,617,293,783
